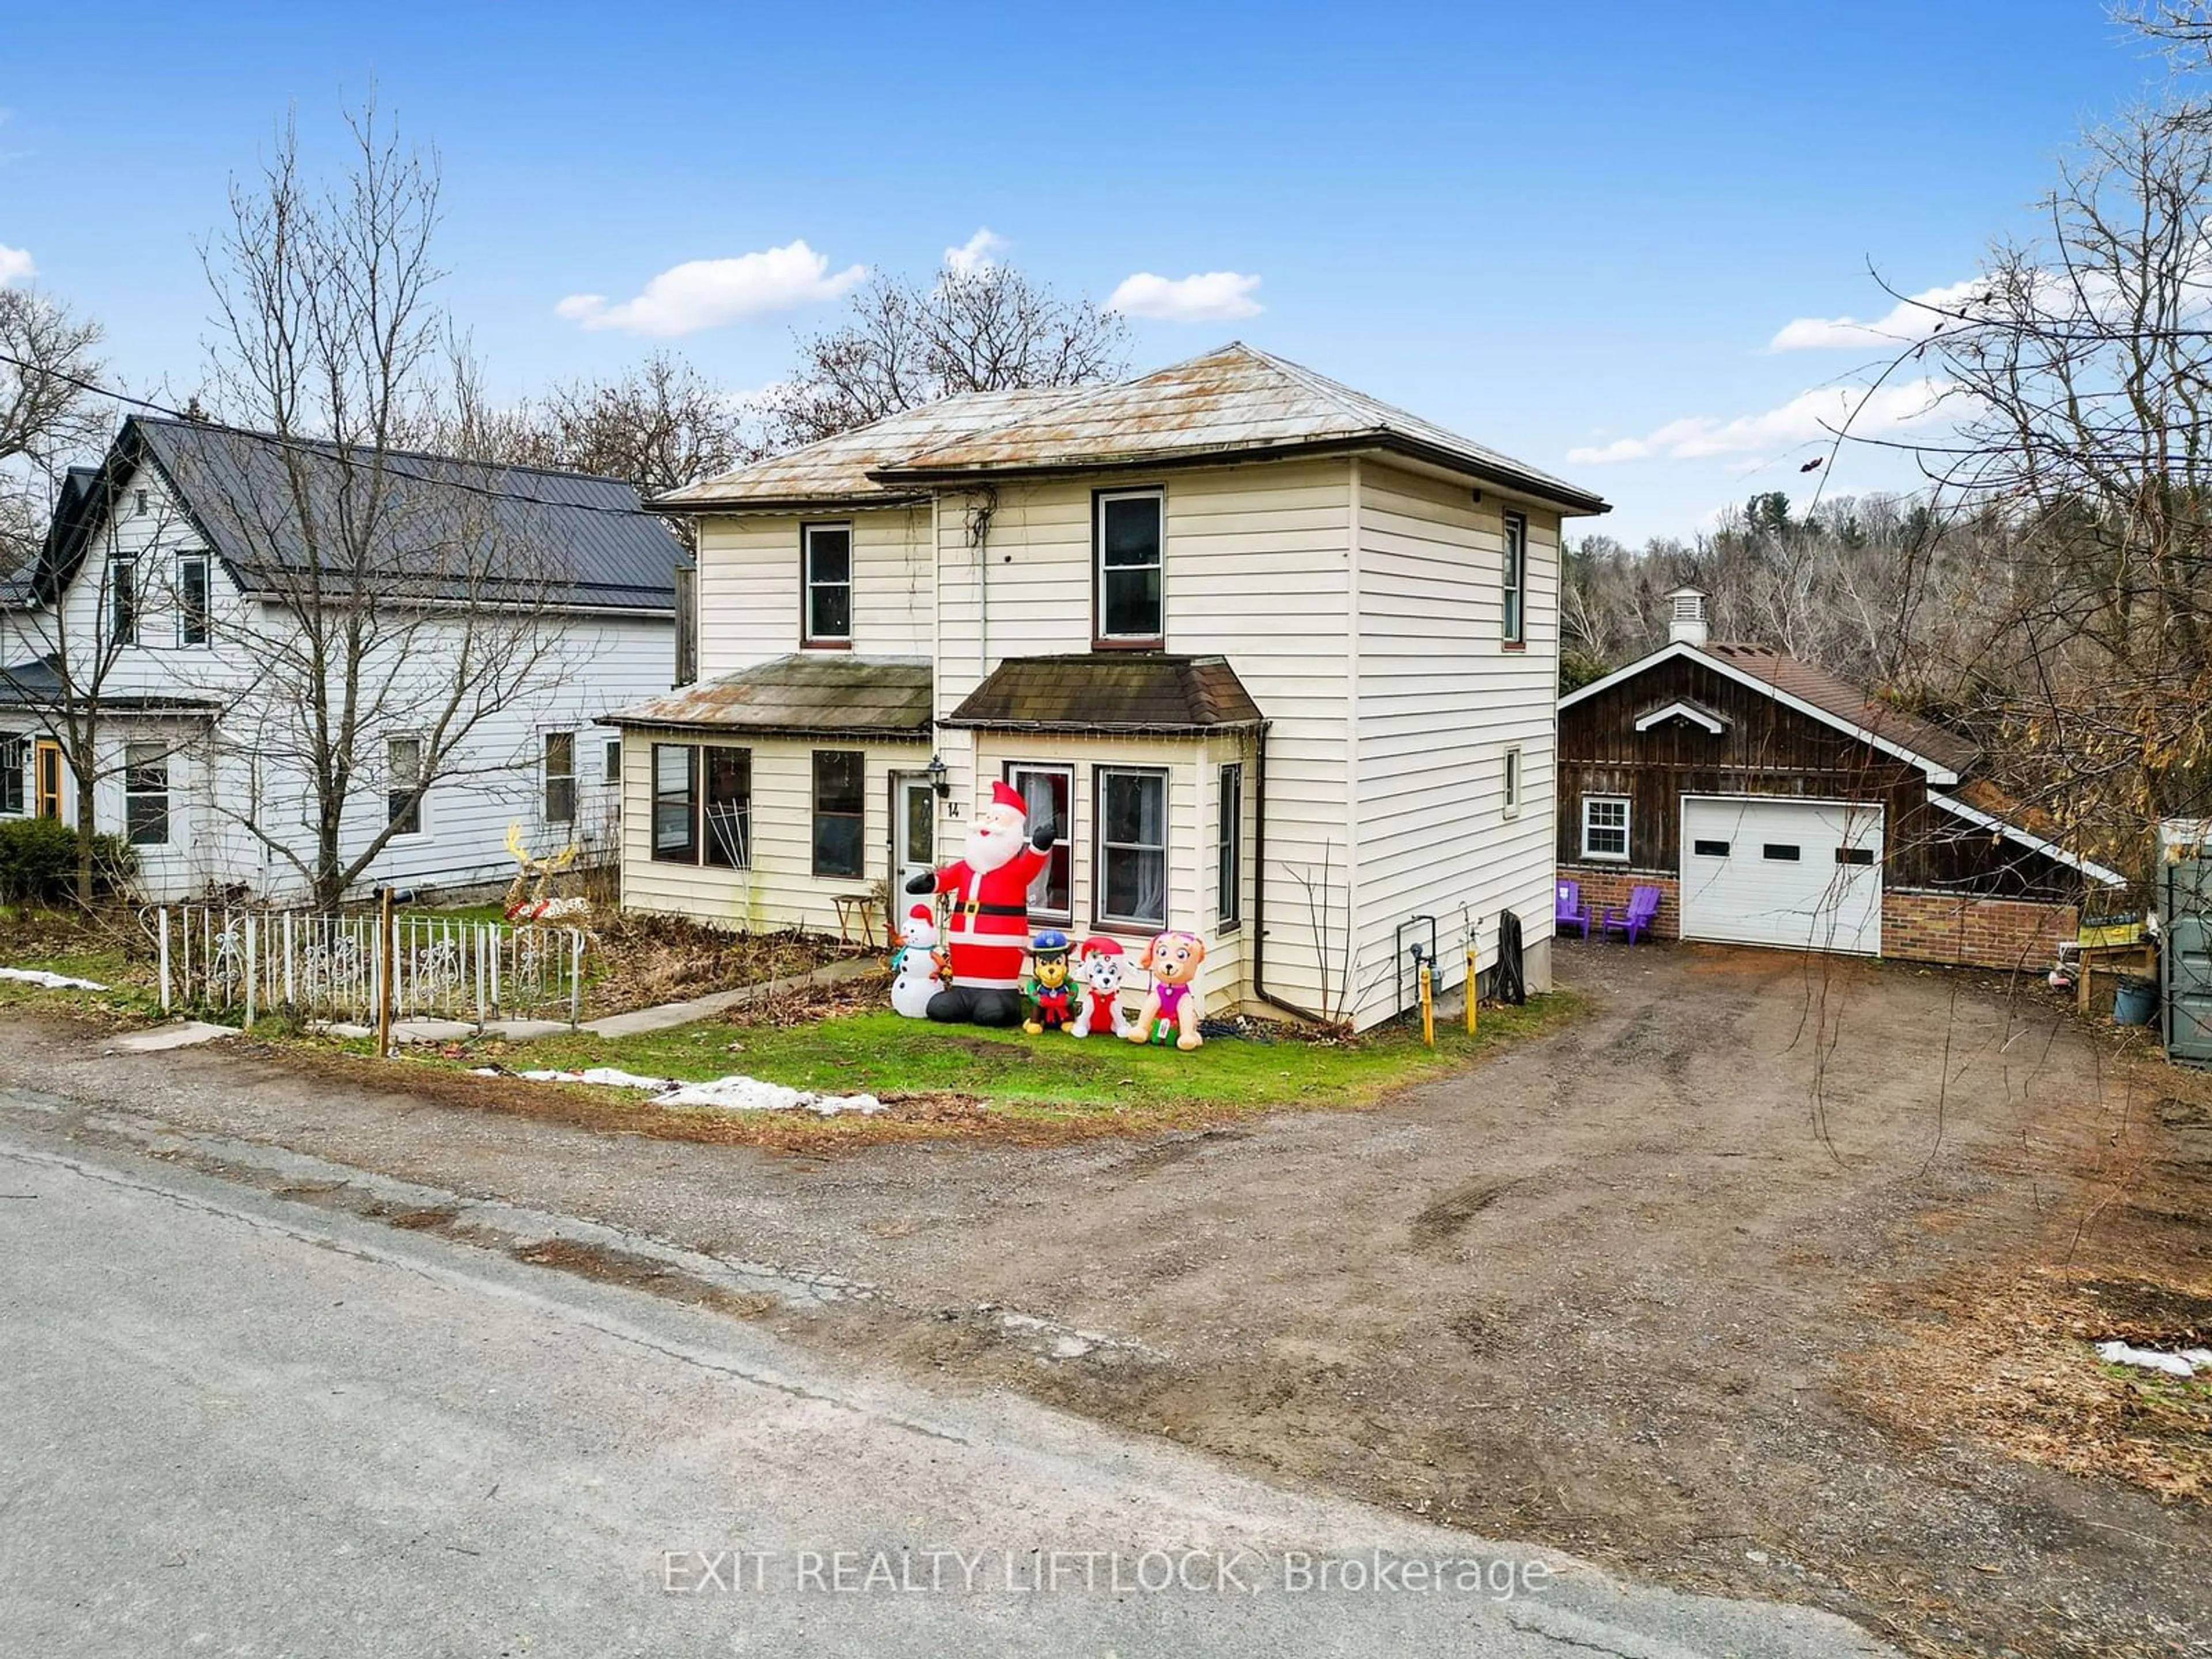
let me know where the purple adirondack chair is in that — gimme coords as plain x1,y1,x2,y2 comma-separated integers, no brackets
1599,884,1662,945
1555,879,1591,940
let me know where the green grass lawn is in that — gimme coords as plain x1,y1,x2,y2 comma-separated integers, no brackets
0,945,162,1020
470,993,1578,1124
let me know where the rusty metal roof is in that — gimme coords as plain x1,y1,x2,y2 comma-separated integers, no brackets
1700,642,1982,776
655,388,1085,510
875,343,1609,513
607,654,931,737
942,654,1263,734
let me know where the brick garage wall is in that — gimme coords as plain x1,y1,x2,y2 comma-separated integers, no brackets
1880,889,2077,971
1559,865,1680,939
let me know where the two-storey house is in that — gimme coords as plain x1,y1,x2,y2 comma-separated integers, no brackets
0,416,681,902
610,345,1609,1031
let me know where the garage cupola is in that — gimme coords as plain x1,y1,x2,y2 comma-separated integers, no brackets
1666,586,1709,646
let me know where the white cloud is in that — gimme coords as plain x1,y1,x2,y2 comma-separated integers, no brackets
944,228,1008,275
1768,278,1986,352
555,240,866,336
1566,378,1956,465
0,243,33,286
1107,270,1264,322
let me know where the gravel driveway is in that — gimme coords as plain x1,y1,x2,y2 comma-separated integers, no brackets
2,939,2203,1657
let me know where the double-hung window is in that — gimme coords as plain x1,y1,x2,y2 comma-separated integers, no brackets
652,744,698,862
812,750,865,878
543,732,577,825
1003,762,1073,921
1503,747,1522,819
1217,762,1244,931
803,523,853,646
124,743,169,846
604,738,622,784
177,554,210,645
1094,766,1169,929
1501,512,1527,647
0,736,24,815
703,746,752,869
387,737,425,836
1580,795,1630,862
109,558,138,645
1094,489,1164,647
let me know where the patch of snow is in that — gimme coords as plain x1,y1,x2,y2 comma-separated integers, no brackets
2096,1339,2210,1378
0,967,107,991
469,1065,882,1116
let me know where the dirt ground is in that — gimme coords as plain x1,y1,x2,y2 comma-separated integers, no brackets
3,940,2206,1658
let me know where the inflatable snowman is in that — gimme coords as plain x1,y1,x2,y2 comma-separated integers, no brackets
888,904,945,1019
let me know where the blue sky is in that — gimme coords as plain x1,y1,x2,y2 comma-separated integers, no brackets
0,1,2170,540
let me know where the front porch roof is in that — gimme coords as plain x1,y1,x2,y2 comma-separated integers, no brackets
942,653,1263,736
605,653,931,738
0,657,219,714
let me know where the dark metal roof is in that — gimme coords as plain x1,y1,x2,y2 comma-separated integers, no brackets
0,655,219,712
608,654,931,737
1699,642,1981,776
40,418,681,615
942,653,1264,734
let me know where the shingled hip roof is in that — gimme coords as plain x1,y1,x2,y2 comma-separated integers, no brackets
607,654,932,737
942,654,1263,735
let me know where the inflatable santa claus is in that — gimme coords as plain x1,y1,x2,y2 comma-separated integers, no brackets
904,779,1056,1027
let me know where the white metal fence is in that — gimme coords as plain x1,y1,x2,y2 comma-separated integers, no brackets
144,906,586,1029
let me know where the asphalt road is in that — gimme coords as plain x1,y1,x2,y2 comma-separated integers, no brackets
0,1121,1892,1658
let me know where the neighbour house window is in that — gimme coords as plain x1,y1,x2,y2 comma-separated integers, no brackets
1004,762,1073,920
1094,489,1165,646
124,743,169,846
604,738,622,783
1503,747,1522,819
178,554,210,646
652,744,698,862
34,740,60,820
387,737,425,836
703,746,752,869
1501,512,1527,647
110,558,137,645
0,736,24,815
1217,762,1243,931
133,489,147,517
812,751,865,878
803,523,853,646
1580,795,1630,862
1095,766,1169,929
543,732,577,825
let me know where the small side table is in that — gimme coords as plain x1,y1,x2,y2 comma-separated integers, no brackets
832,893,879,948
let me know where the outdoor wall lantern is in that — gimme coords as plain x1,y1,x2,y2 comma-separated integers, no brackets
926,753,950,798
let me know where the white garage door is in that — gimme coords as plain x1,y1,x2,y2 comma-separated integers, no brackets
1679,797,1884,955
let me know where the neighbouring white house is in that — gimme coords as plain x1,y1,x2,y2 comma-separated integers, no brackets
611,344,1609,1031
0,416,682,903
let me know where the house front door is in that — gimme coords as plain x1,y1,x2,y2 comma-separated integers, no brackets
33,740,62,820
893,774,935,897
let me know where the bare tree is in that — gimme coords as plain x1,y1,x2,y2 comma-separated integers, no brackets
0,283,132,900
766,262,1129,448
191,105,589,908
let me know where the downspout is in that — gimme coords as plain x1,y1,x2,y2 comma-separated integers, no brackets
1249,718,1332,1024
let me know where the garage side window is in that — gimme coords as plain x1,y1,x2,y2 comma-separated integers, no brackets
1580,795,1630,861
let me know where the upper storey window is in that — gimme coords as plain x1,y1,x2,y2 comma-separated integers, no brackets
1094,489,1164,648
803,522,852,647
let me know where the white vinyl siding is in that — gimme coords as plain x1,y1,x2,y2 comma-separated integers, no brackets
1354,460,1563,1024
692,505,932,672
619,735,927,934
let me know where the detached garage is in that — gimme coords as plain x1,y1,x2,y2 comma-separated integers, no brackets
1556,592,2125,969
